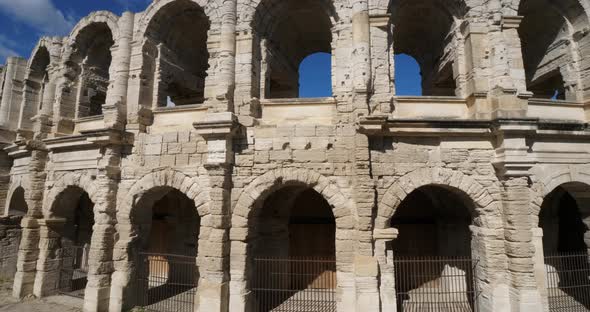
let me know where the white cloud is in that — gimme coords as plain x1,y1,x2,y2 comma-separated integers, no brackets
0,0,75,36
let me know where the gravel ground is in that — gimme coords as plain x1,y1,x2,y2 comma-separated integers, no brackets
0,279,83,312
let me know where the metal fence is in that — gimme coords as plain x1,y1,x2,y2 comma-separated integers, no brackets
135,252,198,312
544,253,590,311
252,257,337,312
57,245,90,297
393,256,480,312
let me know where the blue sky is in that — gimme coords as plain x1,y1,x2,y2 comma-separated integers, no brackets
0,0,422,97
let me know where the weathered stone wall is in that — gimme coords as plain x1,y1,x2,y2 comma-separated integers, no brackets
0,1,588,312
0,215,22,280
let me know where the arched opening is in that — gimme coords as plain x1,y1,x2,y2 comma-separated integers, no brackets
390,185,477,311
248,186,337,311
143,0,210,107
254,0,334,99
390,0,463,97
20,47,50,132
518,0,586,101
132,187,200,311
299,52,332,98
394,53,423,96
67,23,113,119
539,183,590,310
8,187,27,216
49,186,94,297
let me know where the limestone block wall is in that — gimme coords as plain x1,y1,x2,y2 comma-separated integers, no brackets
0,215,22,280
0,1,588,312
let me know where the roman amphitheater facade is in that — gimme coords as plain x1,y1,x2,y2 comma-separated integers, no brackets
0,0,589,311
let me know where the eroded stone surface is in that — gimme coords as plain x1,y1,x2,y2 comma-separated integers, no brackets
0,0,588,312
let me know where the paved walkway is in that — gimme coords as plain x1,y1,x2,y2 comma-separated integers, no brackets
0,279,82,312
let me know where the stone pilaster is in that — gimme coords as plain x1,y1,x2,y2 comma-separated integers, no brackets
493,120,543,311
104,12,134,131
351,0,372,117
84,144,120,312
368,14,393,115
373,228,398,312
193,113,237,312
32,218,66,298
214,0,237,113
0,57,27,129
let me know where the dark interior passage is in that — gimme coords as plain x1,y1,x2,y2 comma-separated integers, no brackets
251,186,337,311
132,187,200,311
539,184,590,310
52,187,95,296
390,185,476,311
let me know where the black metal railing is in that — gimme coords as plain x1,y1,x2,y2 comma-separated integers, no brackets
393,256,480,312
57,245,90,297
252,257,337,312
545,252,590,311
135,252,197,312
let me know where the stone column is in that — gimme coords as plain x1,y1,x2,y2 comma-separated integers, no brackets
351,0,372,116
215,0,237,112
368,14,393,115
33,218,66,298
0,57,27,129
30,67,59,139
193,112,237,312
104,12,134,131
374,228,398,312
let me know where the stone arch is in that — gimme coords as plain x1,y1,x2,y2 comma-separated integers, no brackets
517,0,590,101
26,37,61,73
133,0,219,108
531,165,590,219
135,0,221,41
537,166,590,198
376,167,500,229
389,0,469,97
238,0,341,30
19,37,61,132
5,186,27,217
230,167,355,311
43,172,101,219
232,168,354,226
118,169,211,221
110,168,211,310
375,168,504,312
5,178,27,216
67,11,120,46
